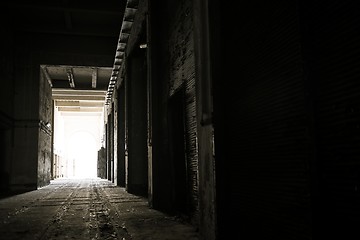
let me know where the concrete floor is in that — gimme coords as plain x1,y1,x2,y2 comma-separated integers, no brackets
0,178,199,240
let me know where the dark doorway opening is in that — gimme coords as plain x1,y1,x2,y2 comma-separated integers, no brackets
168,87,189,216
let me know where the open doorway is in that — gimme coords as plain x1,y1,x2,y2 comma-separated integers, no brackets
53,108,105,179
46,65,109,180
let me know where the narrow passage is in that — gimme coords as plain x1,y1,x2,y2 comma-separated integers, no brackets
0,178,199,240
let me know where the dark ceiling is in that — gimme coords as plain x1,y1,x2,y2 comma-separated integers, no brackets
4,1,129,113
5,1,126,38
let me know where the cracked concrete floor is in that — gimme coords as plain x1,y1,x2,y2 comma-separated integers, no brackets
0,178,199,240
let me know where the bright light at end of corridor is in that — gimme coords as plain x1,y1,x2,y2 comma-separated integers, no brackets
68,131,97,178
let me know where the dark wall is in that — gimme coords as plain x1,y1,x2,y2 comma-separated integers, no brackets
0,130,9,193
166,0,200,224
299,1,360,238
117,85,126,187
1,32,15,119
148,1,200,225
218,1,311,239
217,1,360,239
0,21,14,194
147,0,172,212
1,21,117,191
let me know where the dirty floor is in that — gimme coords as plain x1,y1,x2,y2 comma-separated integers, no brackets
0,178,199,240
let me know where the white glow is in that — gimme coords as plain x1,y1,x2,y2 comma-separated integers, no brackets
53,105,104,179
68,131,97,178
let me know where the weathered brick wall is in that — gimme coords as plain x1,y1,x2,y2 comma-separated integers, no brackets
128,0,200,224
167,0,199,225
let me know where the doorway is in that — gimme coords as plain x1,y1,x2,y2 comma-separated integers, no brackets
168,87,189,215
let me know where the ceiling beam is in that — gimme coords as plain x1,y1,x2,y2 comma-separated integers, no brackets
52,89,106,101
92,68,98,88
46,65,112,70
66,68,75,88
55,100,104,108
41,66,53,87
52,89,106,96
57,107,103,112
53,95,105,101
60,112,103,117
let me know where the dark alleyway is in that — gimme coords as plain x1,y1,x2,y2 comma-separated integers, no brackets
0,178,199,240
3,1,360,239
